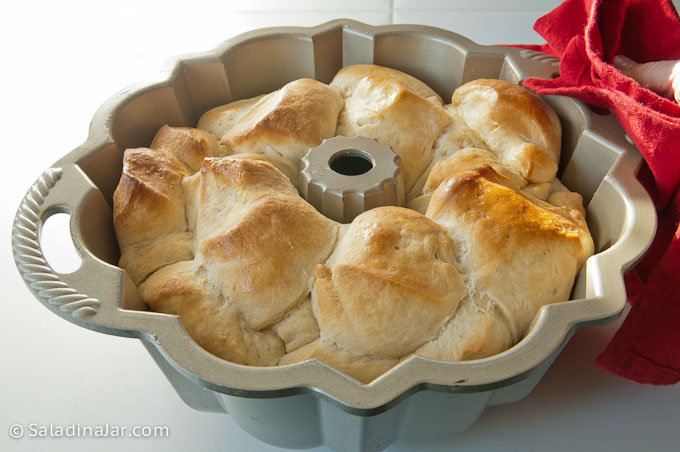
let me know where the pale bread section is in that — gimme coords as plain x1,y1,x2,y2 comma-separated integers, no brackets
140,261,285,366
195,157,339,331
312,207,466,361
407,148,527,213
118,231,194,286
407,105,488,200
278,339,399,384
272,298,321,354
197,95,265,139
416,294,515,362
330,64,443,104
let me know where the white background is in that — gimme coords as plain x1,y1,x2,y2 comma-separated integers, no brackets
2,1,679,451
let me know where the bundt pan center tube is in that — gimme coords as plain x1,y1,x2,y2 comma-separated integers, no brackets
12,20,656,452
300,135,405,223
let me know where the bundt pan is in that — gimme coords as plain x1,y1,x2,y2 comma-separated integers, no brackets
12,19,656,451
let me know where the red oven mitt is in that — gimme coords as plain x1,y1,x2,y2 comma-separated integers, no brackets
511,0,680,385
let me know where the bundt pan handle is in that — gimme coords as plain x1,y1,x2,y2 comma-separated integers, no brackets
12,160,228,413
11,161,150,336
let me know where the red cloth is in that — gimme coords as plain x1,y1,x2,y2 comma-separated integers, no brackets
513,0,680,384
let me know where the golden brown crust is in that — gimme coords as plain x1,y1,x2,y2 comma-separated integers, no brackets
150,125,224,172
335,75,450,192
220,78,343,166
422,148,526,195
407,149,527,214
451,79,562,183
426,169,593,337
428,170,589,243
113,148,189,249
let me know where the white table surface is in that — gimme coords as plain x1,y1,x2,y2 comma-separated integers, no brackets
2,1,679,451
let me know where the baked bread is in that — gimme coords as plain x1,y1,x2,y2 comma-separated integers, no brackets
333,74,450,192
197,95,265,139
451,79,562,183
193,157,338,331
150,124,227,172
113,65,594,383
406,148,527,214
315,207,466,358
113,147,193,285
330,64,443,104
135,155,338,364
418,168,593,360
219,78,343,169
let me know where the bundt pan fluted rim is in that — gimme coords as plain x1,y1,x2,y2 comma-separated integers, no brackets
13,18,656,446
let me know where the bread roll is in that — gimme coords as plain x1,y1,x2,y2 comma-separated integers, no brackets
415,293,514,361
279,339,399,384
305,207,466,381
407,148,526,214
195,157,339,330
335,75,450,192
522,178,587,216
150,125,226,173
546,178,587,216
113,148,193,285
197,95,265,139
128,155,339,363
140,261,285,366
407,105,488,200
118,232,193,286
220,78,343,167
521,182,551,201
272,298,321,353
330,63,443,104
451,79,562,183
425,169,593,339
113,148,189,248
422,149,525,194
221,152,299,187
